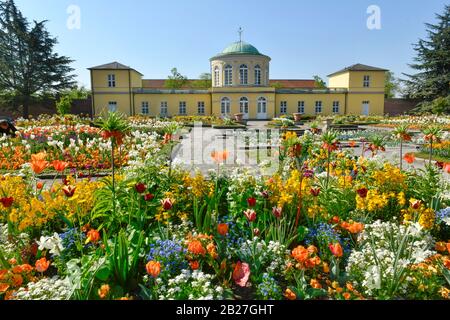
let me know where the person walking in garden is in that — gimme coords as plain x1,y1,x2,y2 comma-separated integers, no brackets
0,119,18,137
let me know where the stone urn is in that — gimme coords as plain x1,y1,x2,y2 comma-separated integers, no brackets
234,113,244,122
293,113,303,122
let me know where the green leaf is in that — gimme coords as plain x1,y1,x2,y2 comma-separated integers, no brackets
297,226,309,241
95,264,111,281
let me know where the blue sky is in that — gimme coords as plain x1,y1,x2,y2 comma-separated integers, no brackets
13,0,449,87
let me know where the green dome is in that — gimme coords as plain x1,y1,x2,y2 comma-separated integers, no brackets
221,41,261,55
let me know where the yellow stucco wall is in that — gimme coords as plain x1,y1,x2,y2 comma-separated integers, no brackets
274,93,347,116
348,71,385,93
328,73,350,88
211,92,276,118
347,93,385,115
93,94,132,116
133,93,212,116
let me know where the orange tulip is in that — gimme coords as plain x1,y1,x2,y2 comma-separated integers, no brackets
403,153,415,164
343,292,351,300
310,278,322,289
36,181,44,190
30,159,48,174
435,242,446,252
145,261,161,277
284,288,297,300
31,152,47,162
35,257,50,273
217,223,229,236
329,242,343,258
211,150,229,163
12,274,23,286
346,222,365,234
187,240,206,256
98,284,110,299
0,283,10,293
444,163,450,174
86,229,100,243
189,260,200,270
52,160,69,172
292,245,309,263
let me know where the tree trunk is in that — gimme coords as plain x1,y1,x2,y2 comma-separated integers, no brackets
23,96,30,119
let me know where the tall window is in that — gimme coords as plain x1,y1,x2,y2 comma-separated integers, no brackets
363,75,370,87
224,65,232,86
221,97,231,114
240,97,249,114
179,101,187,115
257,97,267,114
298,101,305,114
160,102,168,116
280,101,287,114
254,65,261,85
239,64,248,85
108,101,117,112
141,102,149,115
214,66,220,86
198,101,205,115
315,101,322,114
108,74,116,88
332,101,339,114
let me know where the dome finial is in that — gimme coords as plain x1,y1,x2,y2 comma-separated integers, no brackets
238,27,243,47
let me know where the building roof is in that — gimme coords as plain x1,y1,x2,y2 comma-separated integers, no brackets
142,79,202,89
88,61,143,75
327,63,388,77
210,41,270,60
269,79,316,88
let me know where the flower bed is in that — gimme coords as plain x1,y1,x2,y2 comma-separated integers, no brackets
0,114,450,300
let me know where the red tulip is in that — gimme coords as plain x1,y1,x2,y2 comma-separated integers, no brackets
232,262,250,287
253,228,260,236
244,209,256,222
0,197,13,208
356,188,368,198
217,223,229,236
144,193,154,201
247,197,256,207
310,187,320,197
161,198,173,211
272,206,282,218
62,185,76,198
52,160,69,172
135,183,146,193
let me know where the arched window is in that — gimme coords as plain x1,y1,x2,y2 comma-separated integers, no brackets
239,64,248,85
221,97,231,114
254,65,261,85
239,97,249,114
224,65,232,86
257,97,267,114
214,66,220,87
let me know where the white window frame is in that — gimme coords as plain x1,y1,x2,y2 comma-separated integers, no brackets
280,101,287,114
332,101,339,114
141,101,149,115
257,97,267,114
214,66,220,87
363,75,370,88
197,101,205,115
179,101,187,115
239,64,248,85
254,65,261,85
160,101,168,116
239,97,249,114
108,74,116,88
298,101,305,114
224,65,232,86
108,101,117,112
315,101,322,114
221,97,231,114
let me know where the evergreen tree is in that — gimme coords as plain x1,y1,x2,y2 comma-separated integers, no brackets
403,5,450,101
0,0,75,118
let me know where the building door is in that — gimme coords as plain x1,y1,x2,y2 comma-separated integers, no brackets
240,97,249,119
257,97,267,119
362,101,370,115
108,101,117,112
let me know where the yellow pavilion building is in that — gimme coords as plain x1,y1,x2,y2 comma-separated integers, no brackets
89,40,387,119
